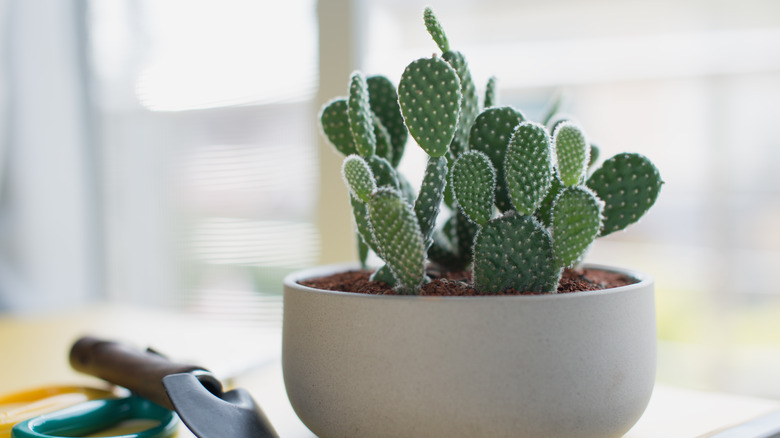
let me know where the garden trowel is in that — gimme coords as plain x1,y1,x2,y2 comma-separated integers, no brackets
69,336,278,438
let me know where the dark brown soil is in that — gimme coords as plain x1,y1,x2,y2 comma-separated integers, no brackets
299,267,636,296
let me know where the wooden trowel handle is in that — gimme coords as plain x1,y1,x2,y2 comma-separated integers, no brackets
70,336,223,410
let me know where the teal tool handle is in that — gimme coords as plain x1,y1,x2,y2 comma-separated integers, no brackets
70,337,222,411
11,395,178,438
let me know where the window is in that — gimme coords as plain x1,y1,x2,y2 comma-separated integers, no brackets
89,0,320,322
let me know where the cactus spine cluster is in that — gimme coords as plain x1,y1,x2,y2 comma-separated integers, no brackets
319,7,663,294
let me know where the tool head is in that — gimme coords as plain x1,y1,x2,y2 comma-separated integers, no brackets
162,373,277,438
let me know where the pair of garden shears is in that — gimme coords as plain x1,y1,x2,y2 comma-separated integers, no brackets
0,384,177,437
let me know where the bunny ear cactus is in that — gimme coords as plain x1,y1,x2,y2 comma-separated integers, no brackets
415,156,449,250
587,153,663,236
451,151,496,226
469,107,526,212
368,188,427,294
342,155,376,203
484,76,498,108
452,108,662,293
367,75,407,167
398,57,462,158
318,7,663,295
319,28,463,293
320,98,357,156
348,72,377,157
473,213,559,293
552,186,604,268
553,122,590,186
504,121,554,215
424,6,477,158
424,7,450,53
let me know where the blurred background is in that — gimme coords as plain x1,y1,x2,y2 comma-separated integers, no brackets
0,0,778,400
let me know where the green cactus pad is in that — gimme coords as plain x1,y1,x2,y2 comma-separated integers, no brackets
553,122,590,186
547,116,570,137
365,155,399,190
367,75,408,166
504,121,554,215
468,106,526,211
473,213,561,293
320,98,357,156
372,114,393,164
347,72,376,157
586,153,663,236
535,174,564,228
414,156,448,248
443,50,478,158
451,151,496,226
357,232,369,268
424,7,450,53
435,210,477,271
342,155,376,203
370,264,396,285
454,209,478,270
427,229,461,269
588,143,600,170
368,188,427,294
552,186,604,268
398,57,462,158
484,76,498,108
350,194,379,256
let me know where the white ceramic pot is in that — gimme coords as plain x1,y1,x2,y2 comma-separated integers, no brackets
282,264,656,438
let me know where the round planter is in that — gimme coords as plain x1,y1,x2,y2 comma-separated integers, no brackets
282,264,656,438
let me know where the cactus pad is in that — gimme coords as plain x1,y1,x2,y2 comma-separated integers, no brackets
484,76,498,108
320,98,357,156
357,232,369,268
553,122,589,186
504,121,554,215
414,156,449,248
451,151,496,226
468,106,525,211
367,75,408,167
424,7,450,53
350,194,378,256
588,143,600,170
473,213,560,293
443,50,478,158
454,209,479,269
368,188,427,294
347,72,377,157
587,153,663,236
552,186,604,268
372,114,393,164
398,57,462,158
342,155,376,203
427,229,461,269
535,174,564,228
365,155,399,190
370,264,396,285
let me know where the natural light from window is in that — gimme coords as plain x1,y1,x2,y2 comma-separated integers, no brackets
133,0,317,112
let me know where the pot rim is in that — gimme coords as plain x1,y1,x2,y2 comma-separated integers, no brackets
283,262,653,302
